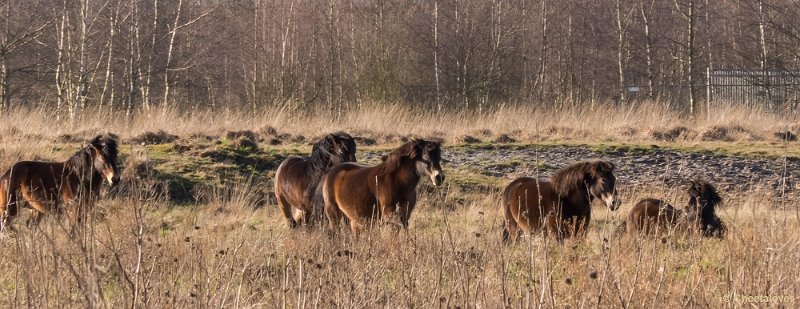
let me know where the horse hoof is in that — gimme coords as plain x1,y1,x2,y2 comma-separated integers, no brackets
0,227,16,238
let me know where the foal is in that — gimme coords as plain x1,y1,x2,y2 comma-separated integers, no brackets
626,179,725,238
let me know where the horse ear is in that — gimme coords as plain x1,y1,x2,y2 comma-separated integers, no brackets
591,161,613,175
599,161,614,174
326,134,338,146
687,179,700,194
91,135,103,146
408,140,424,158
85,141,99,156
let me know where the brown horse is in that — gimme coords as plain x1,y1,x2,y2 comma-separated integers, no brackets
0,134,120,231
322,139,444,233
626,179,725,238
274,132,357,228
500,160,621,242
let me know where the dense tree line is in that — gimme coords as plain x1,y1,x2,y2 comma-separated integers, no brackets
1,0,799,117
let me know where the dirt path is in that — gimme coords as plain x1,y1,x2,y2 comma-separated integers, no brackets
361,144,799,198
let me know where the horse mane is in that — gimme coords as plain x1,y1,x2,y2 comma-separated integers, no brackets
377,139,442,175
686,179,725,235
64,134,119,178
65,146,94,176
307,131,354,176
550,160,615,196
377,140,418,175
98,134,119,165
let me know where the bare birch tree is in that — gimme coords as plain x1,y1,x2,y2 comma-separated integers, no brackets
0,0,51,113
675,0,698,115
639,0,656,99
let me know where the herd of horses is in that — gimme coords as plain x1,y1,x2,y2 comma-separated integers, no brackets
0,132,726,241
272,131,726,241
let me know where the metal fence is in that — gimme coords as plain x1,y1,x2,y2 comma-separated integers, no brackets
707,68,800,110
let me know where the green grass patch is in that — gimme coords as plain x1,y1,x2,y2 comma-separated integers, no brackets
445,171,503,192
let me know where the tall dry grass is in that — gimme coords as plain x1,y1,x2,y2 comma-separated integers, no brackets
0,102,797,307
0,101,797,144
0,178,797,307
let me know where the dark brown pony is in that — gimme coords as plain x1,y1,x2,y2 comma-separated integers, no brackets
500,160,621,242
274,132,357,228
322,139,445,233
0,134,120,231
626,179,725,238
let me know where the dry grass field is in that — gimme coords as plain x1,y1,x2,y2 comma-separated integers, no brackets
0,102,798,308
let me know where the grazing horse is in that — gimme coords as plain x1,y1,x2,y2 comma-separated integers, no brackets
274,132,357,228
626,179,725,238
500,160,621,242
0,134,120,231
322,139,445,233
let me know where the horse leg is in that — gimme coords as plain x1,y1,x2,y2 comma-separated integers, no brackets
23,199,50,230
624,214,637,236
349,218,366,235
0,191,18,232
381,205,404,232
0,175,24,232
276,193,298,229
564,218,575,238
19,186,54,228
307,186,326,228
546,214,566,242
292,207,316,228
64,201,86,236
26,209,45,228
324,200,344,231
299,209,315,228
292,208,305,226
501,221,519,244
0,205,17,232
576,214,590,238
501,204,520,244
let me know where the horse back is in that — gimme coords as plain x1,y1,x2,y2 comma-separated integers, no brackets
627,198,679,232
275,156,308,179
325,162,376,187
323,162,380,217
5,161,66,197
501,177,557,225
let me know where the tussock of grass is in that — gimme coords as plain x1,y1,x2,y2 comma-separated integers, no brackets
1,101,797,146
0,180,795,307
128,130,179,145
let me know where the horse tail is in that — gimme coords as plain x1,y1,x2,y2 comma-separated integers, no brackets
0,173,8,217
499,179,525,244
273,158,297,228
499,179,515,217
321,167,342,230
0,168,17,231
273,159,287,201
309,181,326,220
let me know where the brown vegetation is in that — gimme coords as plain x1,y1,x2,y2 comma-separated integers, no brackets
0,104,796,307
